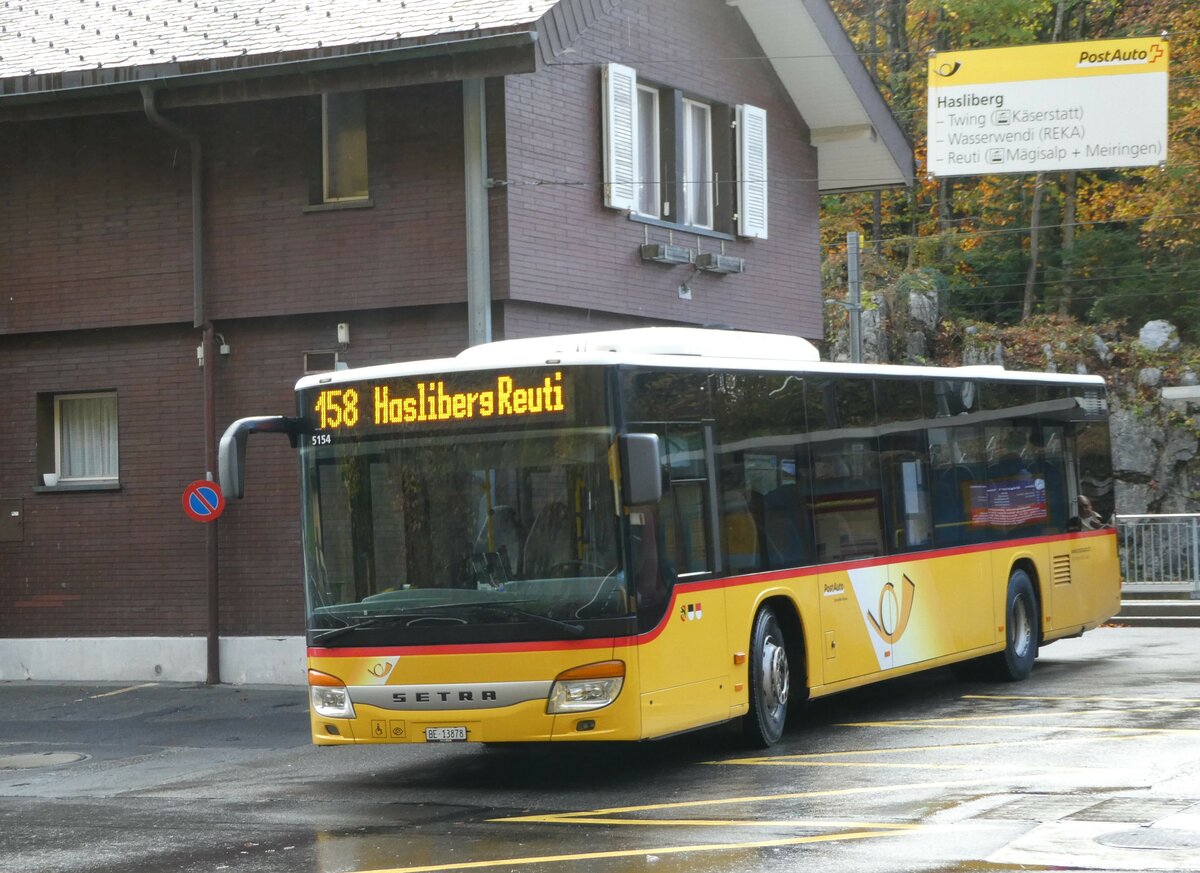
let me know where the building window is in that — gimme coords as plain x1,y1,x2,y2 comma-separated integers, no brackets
682,98,713,229
53,392,119,482
322,92,369,202
636,85,661,218
603,63,767,238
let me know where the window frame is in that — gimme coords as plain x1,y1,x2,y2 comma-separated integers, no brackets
321,91,370,204
603,65,761,238
635,85,662,219
682,97,714,230
53,391,120,484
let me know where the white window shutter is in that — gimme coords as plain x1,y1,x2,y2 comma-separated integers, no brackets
737,104,768,239
602,63,638,211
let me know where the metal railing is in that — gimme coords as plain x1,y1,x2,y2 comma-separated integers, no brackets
1115,514,1200,599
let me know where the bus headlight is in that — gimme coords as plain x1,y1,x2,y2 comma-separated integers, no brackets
547,660,625,713
308,669,355,719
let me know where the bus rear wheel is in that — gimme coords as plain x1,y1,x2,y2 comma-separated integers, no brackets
986,568,1039,681
743,606,790,748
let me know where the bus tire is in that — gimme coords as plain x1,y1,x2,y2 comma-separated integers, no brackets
742,606,790,748
986,569,1039,681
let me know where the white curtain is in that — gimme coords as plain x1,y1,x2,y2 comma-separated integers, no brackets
60,395,118,479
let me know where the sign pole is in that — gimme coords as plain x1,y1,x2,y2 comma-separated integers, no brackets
847,232,863,364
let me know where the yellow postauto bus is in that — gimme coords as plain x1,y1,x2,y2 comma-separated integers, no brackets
219,328,1120,748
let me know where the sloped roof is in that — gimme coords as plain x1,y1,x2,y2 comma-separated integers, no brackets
0,0,555,79
0,0,911,189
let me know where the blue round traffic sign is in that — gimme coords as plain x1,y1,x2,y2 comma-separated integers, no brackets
183,479,225,523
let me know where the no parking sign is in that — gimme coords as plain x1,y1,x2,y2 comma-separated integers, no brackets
182,479,225,523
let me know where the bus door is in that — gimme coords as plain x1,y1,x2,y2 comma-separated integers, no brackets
629,421,729,735
1050,388,1116,630
927,422,995,655
1040,415,1087,630
807,377,891,684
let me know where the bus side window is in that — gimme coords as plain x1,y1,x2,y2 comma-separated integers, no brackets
1037,423,1069,531
720,476,762,572
877,379,933,553
806,376,883,562
661,427,711,575
712,371,811,572
931,424,984,547
1072,404,1115,524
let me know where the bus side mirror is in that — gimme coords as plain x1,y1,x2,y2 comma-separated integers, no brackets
218,416,301,499
620,433,662,506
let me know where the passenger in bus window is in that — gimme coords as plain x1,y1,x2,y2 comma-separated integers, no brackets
1078,495,1110,530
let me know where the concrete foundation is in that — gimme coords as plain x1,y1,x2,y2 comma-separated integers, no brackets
0,636,306,685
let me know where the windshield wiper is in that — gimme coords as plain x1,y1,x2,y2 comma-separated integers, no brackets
310,614,410,644
404,601,585,637
312,600,585,641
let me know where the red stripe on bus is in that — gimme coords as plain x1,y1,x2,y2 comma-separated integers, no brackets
309,527,1115,659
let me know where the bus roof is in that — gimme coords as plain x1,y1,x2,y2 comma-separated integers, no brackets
294,328,1105,390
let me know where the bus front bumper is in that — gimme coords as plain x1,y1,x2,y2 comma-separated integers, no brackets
311,693,641,744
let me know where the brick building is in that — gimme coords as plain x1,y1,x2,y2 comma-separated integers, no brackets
0,0,910,682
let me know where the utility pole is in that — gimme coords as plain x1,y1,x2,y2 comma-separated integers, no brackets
847,231,863,363
869,0,882,256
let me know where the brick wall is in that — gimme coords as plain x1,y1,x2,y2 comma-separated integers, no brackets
0,306,470,638
0,114,193,334
0,326,212,637
497,299,671,339
0,84,474,335
503,0,823,338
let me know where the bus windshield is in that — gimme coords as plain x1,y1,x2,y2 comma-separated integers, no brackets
301,425,627,645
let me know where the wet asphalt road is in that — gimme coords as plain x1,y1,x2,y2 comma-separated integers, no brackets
1,626,1199,873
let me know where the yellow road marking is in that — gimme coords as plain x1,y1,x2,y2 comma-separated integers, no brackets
965,694,1200,703
353,828,916,873
840,720,1200,735
943,704,1200,719
77,683,158,702
712,759,1094,771
716,730,1160,770
352,694,1190,873
494,778,991,823
524,818,915,828
710,729,1161,772
842,707,1184,725
716,737,1087,762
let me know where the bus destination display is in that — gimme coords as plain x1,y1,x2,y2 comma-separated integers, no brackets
310,370,567,433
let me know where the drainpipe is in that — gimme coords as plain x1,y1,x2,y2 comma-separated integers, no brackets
141,86,220,685
463,78,492,346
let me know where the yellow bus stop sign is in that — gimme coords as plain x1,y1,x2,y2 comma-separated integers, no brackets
927,37,1169,177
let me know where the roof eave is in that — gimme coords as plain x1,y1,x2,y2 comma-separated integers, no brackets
801,0,914,189
731,0,913,191
0,30,539,116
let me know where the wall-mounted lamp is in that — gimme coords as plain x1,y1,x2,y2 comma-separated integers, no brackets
337,322,350,349
215,333,231,356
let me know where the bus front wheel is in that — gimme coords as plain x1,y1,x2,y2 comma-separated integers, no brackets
743,606,790,748
987,569,1039,681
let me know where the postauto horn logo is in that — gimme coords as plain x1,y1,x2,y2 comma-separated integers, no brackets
866,575,917,645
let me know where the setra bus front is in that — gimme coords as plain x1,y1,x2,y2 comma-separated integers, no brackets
220,362,660,745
